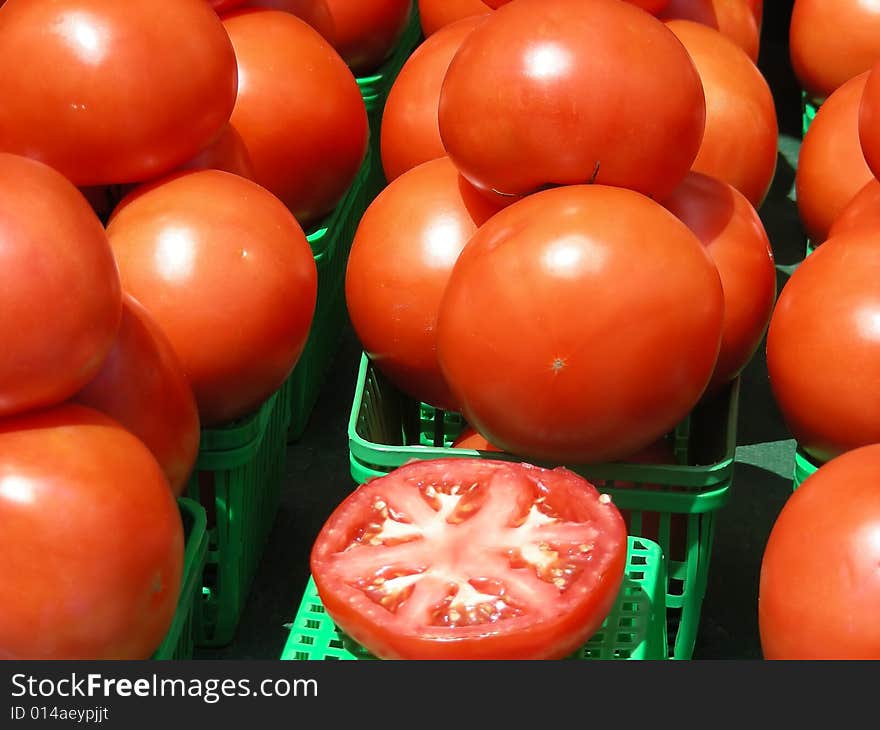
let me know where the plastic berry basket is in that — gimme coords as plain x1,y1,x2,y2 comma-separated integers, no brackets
792,446,821,491
152,498,209,660
346,354,739,660
280,536,667,661
801,90,820,137
186,388,290,647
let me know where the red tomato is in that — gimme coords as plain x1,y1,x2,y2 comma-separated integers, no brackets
0,0,237,186
223,10,368,229
436,185,724,464
790,0,880,103
73,295,200,497
0,404,183,660
322,0,413,74
107,170,318,427
623,0,671,11
759,445,880,659
234,0,335,45
452,427,501,451
381,16,487,183
438,0,706,204
795,72,873,245
211,0,248,11
665,20,777,208
662,172,776,390
858,59,880,180
311,458,628,660
828,179,880,238
659,0,760,62
346,158,500,411
766,231,880,463
417,0,491,36
0,154,122,418
176,124,255,180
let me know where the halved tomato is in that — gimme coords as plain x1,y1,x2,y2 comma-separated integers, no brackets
311,458,628,660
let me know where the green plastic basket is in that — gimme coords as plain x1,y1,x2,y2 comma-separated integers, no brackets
347,354,739,660
152,498,209,660
793,446,821,491
186,388,290,647
802,90,819,137
280,536,667,660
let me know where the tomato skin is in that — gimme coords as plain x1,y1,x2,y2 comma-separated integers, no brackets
436,185,724,464
795,72,873,245
858,60,880,180
0,0,238,186
322,0,413,74
766,231,880,464
759,445,880,659
107,170,318,427
176,124,255,180
659,0,759,62
662,172,776,390
346,158,500,411
0,404,183,660
0,153,122,418
234,0,335,45
223,10,368,229
623,0,671,12
211,0,249,11
73,295,200,497
438,0,706,204
452,427,501,451
417,0,491,36
381,16,487,183
828,179,880,238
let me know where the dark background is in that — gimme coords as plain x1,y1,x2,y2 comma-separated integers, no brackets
198,0,805,661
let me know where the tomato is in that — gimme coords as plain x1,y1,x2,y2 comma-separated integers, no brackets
223,10,368,229
176,124,255,180
795,72,873,245
438,0,706,204
858,59,880,180
107,170,318,427
659,0,759,62
73,295,200,497
0,154,122,418
662,172,776,390
381,16,487,183
346,158,500,411
767,231,880,463
234,0,335,45
0,404,183,660
311,458,628,660
436,185,724,464
759,445,880,659
211,0,248,11
417,0,491,36
828,179,880,238
322,0,413,74
665,20,777,208
790,0,880,103
0,0,237,186
452,427,501,451
622,0,671,12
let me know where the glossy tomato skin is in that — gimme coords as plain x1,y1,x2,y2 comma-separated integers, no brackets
223,10,368,229
0,0,238,186
381,16,487,183
107,170,318,427
662,172,776,390
659,0,759,62
418,0,491,36
73,295,200,497
437,185,724,464
0,154,122,418
828,179,880,238
439,0,706,203
858,60,880,179
311,458,628,660
795,72,873,245
0,404,183,660
759,445,880,659
234,0,335,45
766,232,880,463
346,158,501,411
666,20,777,208
323,0,413,74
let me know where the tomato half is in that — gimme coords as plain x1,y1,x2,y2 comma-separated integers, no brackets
759,444,880,659
659,0,760,62
311,458,628,660
234,0,336,45
417,0,491,36
0,0,238,186
438,0,706,204
0,404,183,660
322,0,413,74
828,179,880,238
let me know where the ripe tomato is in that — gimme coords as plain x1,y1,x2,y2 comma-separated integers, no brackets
436,185,724,464
223,10,368,229
0,0,237,186
107,170,318,427
0,154,122,418
662,172,776,390
790,0,880,103
795,72,873,245
311,458,628,660
623,0,671,12
452,427,501,451
234,0,335,45
438,0,706,204
828,179,880,238
322,0,413,74
211,0,248,11
176,124,255,180
418,0,491,36
0,404,183,660
659,0,760,62
73,295,200,497
346,158,500,411
665,20,777,208
759,445,880,659
858,60,880,180
766,231,880,463
381,16,487,183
